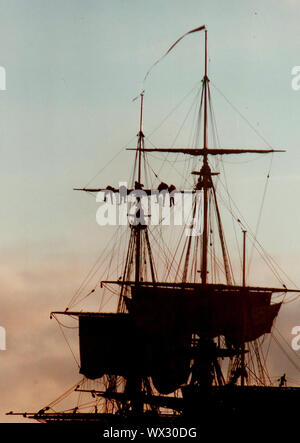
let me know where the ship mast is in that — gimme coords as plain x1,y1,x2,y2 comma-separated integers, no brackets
122,28,284,288
201,29,209,285
134,92,144,283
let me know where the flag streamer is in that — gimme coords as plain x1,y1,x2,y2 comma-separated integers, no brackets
144,25,206,83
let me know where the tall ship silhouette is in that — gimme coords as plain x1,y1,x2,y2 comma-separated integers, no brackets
9,26,300,424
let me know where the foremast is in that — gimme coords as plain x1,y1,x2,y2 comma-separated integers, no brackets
128,92,154,415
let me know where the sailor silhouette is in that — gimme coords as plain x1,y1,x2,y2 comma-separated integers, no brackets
103,185,115,203
118,183,128,204
157,182,169,205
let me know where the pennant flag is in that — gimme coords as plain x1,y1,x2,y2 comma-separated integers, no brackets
144,25,206,82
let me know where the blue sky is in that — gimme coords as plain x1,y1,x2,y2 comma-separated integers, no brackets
0,0,299,258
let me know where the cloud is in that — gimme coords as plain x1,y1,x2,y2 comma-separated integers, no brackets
1,250,300,423
0,259,81,423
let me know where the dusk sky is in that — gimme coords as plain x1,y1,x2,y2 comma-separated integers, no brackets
1,0,300,422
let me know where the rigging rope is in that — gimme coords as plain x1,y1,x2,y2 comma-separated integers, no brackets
211,81,274,148
56,319,80,367
247,154,274,277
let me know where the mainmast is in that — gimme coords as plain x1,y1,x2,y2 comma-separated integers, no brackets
200,29,209,284
123,27,284,287
203,29,208,151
